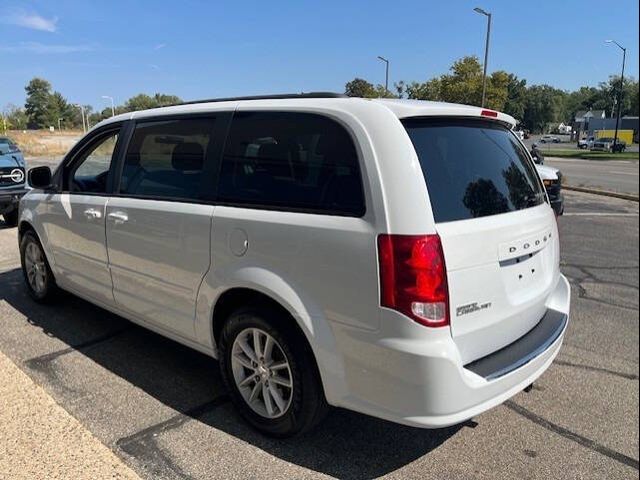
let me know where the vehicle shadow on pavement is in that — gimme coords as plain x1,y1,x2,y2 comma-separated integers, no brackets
0,267,461,479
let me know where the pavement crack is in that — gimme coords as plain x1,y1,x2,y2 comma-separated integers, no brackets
563,267,639,311
117,396,230,480
505,400,639,470
554,360,639,380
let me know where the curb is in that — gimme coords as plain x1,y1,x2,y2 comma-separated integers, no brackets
563,185,639,202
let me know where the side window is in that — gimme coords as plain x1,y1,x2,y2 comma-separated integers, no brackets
217,112,365,216
69,131,119,193
120,118,216,200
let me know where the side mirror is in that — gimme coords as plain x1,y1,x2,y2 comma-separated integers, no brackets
28,166,53,189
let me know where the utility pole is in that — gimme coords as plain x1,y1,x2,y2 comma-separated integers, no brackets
605,40,626,152
474,7,492,107
58,118,63,131
377,56,389,95
74,104,86,133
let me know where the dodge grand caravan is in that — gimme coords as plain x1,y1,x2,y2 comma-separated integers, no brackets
18,93,570,437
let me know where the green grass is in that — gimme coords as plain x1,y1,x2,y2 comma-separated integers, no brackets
543,149,639,161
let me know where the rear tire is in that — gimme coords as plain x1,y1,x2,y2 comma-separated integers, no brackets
20,230,59,303
219,306,328,437
2,209,19,227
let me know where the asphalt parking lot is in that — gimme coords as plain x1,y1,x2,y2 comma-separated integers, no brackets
546,157,639,195
0,190,638,480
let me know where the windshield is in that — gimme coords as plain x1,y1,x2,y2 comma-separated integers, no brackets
403,118,546,223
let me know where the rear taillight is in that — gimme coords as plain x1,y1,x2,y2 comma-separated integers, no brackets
377,234,449,327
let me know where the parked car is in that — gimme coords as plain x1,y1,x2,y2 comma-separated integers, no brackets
577,136,595,149
536,165,564,216
0,136,27,226
19,94,570,437
528,144,564,215
591,137,626,152
539,135,560,143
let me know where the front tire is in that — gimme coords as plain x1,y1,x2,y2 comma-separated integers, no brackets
219,307,328,437
20,230,59,303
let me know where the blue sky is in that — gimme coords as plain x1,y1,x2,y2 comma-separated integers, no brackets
1,0,638,110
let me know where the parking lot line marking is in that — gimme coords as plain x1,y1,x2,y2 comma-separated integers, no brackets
563,213,638,217
505,400,640,470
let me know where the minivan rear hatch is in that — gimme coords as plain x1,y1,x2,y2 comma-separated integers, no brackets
403,117,560,364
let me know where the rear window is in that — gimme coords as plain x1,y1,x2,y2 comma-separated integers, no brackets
217,112,365,216
403,118,545,223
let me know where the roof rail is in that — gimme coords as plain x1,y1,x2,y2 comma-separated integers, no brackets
173,92,348,106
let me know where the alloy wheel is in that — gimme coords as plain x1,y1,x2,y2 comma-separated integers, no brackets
230,327,294,419
24,241,47,294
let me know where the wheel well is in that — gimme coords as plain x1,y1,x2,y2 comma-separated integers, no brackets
18,221,35,241
211,287,327,400
212,288,305,347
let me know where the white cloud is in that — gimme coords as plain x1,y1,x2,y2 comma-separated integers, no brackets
154,43,167,50
5,11,58,32
0,42,94,54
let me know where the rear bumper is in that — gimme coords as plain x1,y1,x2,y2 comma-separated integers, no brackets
0,187,27,213
330,274,570,428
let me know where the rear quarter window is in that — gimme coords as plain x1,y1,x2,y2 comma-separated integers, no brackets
217,111,365,216
402,118,545,223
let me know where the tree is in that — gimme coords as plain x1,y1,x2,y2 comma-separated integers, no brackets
345,78,376,98
485,70,510,112
3,104,28,130
629,80,639,116
406,78,442,100
49,91,77,129
439,56,484,106
344,78,396,98
523,85,563,133
152,93,181,106
502,74,527,121
124,93,182,112
24,78,55,129
124,94,157,111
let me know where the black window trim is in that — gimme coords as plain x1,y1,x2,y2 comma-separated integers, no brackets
213,110,368,218
401,115,547,222
103,110,368,218
109,111,233,204
57,121,127,195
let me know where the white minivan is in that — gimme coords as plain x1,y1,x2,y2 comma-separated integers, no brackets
19,93,570,437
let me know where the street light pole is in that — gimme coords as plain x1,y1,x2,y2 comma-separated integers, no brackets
73,104,86,133
102,95,115,117
605,40,626,152
474,7,492,107
377,56,389,95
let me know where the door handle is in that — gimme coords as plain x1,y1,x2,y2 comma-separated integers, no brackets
107,211,128,225
83,208,102,220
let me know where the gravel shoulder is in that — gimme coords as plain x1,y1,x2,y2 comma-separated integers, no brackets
0,348,141,480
